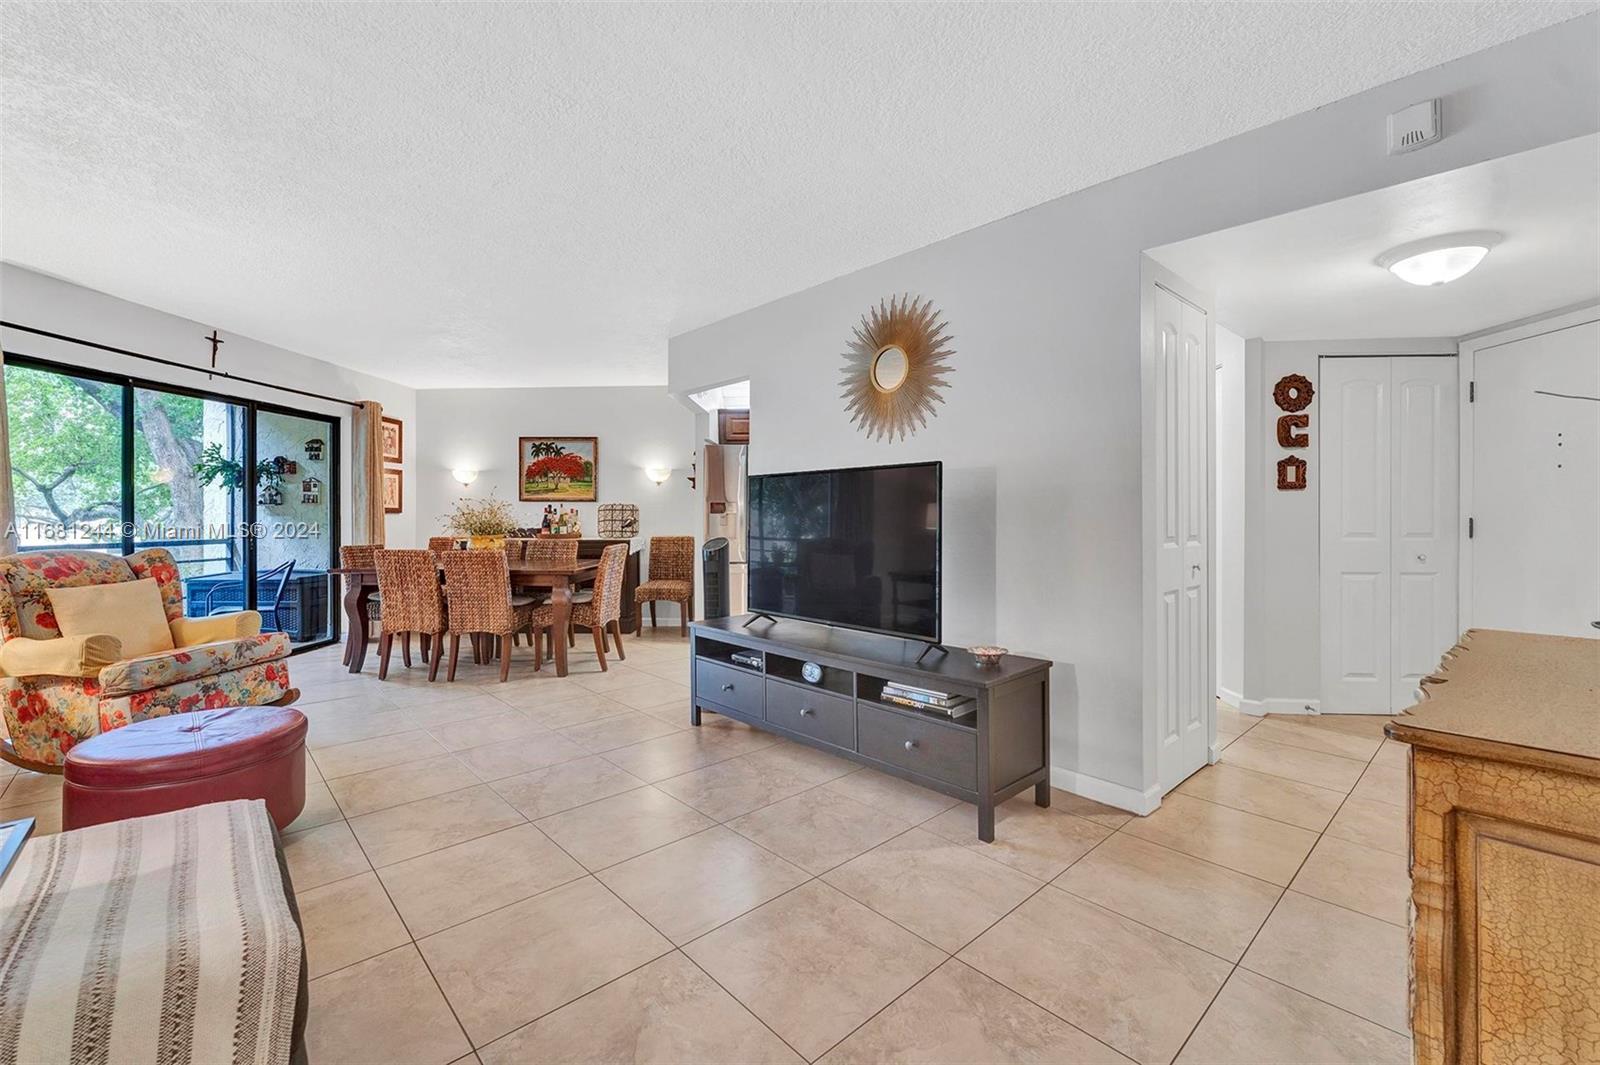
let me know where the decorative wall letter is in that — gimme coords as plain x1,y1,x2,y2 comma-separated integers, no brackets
1276,413,1310,448
1274,374,1314,413
1277,455,1308,491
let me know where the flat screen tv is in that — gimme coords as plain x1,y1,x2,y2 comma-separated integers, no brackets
747,461,941,642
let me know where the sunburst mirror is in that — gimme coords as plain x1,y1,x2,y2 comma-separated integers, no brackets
839,294,954,442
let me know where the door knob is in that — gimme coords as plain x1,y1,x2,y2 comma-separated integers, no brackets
721,683,734,692
799,707,814,717
904,739,917,751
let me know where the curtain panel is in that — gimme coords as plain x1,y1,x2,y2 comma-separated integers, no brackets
0,347,16,556
351,400,386,547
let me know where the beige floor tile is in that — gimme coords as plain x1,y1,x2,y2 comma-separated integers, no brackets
655,756,818,821
609,680,692,710
1215,707,1258,738
453,729,589,781
958,887,1231,1065
1221,735,1367,792
924,797,1113,881
1371,738,1410,770
727,787,912,875
1295,713,1392,738
602,726,772,783
379,822,587,937
1325,795,1408,856
298,870,411,979
326,754,479,816
490,755,645,820
740,740,861,786
349,784,525,867
1176,762,1345,831
282,819,371,889
1350,763,1408,807
1122,793,1317,886
6,798,61,837
568,664,656,694
304,704,418,749
535,785,715,870
684,881,945,1062
306,945,471,1065
1241,890,1410,1034
823,827,1041,952
419,876,672,1046
404,694,524,731
560,711,683,753
1047,788,1135,830
314,730,448,779
821,767,960,825
480,951,801,1065
819,959,1131,1064
597,826,810,944
0,770,63,809
1290,834,1410,925
1176,968,1410,1064
1054,832,1281,961
299,682,396,709
426,710,555,752
1246,718,1383,761
287,777,344,832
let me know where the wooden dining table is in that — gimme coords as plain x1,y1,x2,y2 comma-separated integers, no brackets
329,557,600,678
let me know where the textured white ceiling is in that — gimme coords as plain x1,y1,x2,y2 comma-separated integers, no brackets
1148,135,1600,340
2,2,1592,388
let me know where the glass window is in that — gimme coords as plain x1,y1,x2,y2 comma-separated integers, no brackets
4,363,124,552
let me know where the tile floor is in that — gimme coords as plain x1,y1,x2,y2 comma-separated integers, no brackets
0,633,1416,1064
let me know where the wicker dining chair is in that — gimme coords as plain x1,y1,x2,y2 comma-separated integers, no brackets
373,549,447,681
339,543,382,665
634,536,695,636
524,538,579,568
439,550,535,683
427,536,457,558
503,538,529,562
531,543,628,671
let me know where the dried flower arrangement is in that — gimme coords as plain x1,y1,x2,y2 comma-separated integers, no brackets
442,493,517,536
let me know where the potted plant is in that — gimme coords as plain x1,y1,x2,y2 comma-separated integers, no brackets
443,493,517,551
193,444,283,495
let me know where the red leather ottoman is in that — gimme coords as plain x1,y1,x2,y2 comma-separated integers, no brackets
62,705,308,832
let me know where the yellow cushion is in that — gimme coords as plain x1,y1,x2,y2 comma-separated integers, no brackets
170,611,262,647
47,578,176,659
0,634,123,678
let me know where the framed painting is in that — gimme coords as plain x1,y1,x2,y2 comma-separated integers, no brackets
519,436,599,502
381,416,403,464
382,467,403,513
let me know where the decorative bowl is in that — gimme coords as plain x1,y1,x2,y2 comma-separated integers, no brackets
969,645,1008,668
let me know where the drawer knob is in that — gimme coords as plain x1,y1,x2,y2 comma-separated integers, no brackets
799,707,815,716
721,683,734,692
904,739,918,751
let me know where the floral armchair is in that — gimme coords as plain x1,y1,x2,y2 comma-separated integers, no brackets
0,549,296,771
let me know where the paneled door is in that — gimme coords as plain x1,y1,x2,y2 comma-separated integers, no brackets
1320,356,1457,714
1153,285,1211,790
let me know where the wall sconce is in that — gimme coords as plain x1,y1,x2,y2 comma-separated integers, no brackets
646,466,672,486
452,469,478,487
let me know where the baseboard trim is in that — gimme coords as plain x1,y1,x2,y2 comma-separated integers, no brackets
1217,686,1244,709
1240,697,1319,717
1050,766,1162,816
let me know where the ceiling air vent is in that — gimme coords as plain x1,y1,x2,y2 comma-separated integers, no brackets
1388,99,1442,155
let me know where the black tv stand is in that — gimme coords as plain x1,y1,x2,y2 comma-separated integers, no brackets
741,613,780,628
690,615,1052,841
914,641,948,664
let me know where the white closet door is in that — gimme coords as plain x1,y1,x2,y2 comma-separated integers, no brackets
1473,320,1600,638
1154,286,1211,791
1320,357,1391,714
1391,358,1458,709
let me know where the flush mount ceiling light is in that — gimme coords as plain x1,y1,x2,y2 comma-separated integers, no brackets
1376,231,1500,286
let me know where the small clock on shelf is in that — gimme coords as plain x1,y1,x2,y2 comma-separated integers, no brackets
801,661,824,685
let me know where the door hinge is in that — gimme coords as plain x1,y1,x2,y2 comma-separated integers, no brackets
1468,517,1475,539
1469,381,1476,402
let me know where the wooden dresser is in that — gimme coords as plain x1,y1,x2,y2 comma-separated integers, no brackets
1386,629,1600,1065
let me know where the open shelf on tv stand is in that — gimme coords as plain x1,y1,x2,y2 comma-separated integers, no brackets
689,615,1052,842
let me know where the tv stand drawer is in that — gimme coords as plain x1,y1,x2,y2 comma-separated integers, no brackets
766,679,854,750
695,659,764,718
857,704,976,791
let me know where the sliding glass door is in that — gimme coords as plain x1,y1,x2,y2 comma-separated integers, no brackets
4,356,340,651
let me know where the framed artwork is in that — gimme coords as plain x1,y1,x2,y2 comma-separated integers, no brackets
519,436,599,502
382,467,403,513
381,417,404,463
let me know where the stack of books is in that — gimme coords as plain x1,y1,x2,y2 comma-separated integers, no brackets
879,682,974,719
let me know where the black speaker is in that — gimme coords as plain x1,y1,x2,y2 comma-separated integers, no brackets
702,537,731,620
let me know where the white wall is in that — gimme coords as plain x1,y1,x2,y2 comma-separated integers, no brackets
1214,326,1245,706
415,386,700,622
1240,338,1455,715
0,264,419,549
667,19,1598,809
